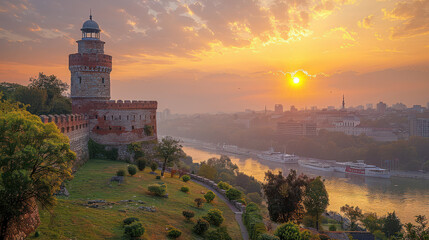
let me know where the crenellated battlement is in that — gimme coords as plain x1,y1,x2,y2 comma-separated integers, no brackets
39,114,89,134
89,100,158,110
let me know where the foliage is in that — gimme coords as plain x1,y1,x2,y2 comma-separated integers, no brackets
404,215,429,240
237,198,247,205
148,184,166,196
340,205,363,231
198,162,218,180
204,191,216,203
194,198,205,208
319,234,330,240
182,210,195,221
382,212,402,238
247,192,263,204
88,139,118,160
123,221,145,239
193,218,210,235
155,136,185,176
128,165,137,176
257,233,280,240
144,125,154,136
205,226,232,240
262,170,311,223
274,222,308,240
34,231,40,238
127,142,144,159
243,203,267,240
303,176,329,230
226,188,242,201
123,217,140,225
218,181,231,190
0,105,74,238
167,227,182,238
136,158,146,171
182,175,190,182
203,208,224,226
116,169,126,177
373,230,387,240
150,162,158,172
329,225,337,231
361,212,383,233
180,186,189,193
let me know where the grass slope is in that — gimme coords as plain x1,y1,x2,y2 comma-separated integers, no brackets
31,159,242,239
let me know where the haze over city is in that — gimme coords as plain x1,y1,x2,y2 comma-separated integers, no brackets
1,0,428,113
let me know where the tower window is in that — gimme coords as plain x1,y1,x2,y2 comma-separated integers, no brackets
104,116,106,120
79,76,82,84
132,126,134,130
119,115,121,120
102,78,104,83
96,126,100,130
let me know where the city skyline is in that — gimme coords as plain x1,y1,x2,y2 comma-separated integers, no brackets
0,0,428,113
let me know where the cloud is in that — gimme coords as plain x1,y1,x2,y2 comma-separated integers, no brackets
384,0,429,39
358,15,374,29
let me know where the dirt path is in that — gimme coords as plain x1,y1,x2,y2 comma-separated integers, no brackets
192,180,250,240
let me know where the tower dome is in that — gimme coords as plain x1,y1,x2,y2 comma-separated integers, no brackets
81,14,100,39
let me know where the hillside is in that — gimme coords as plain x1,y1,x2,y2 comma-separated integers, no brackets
30,159,242,239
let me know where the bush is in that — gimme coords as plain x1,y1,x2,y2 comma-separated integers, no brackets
136,158,146,171
156,175,161,179
123,217,140,225
243,203,266,240
203,208,224,226
329,225,337,231
194,198,205,208
150,162,158,172
258,233,280,240
182,210,195,220
148,184,166,196
319,234,330,240
218,181,231,190
247,192,263,204
167,228,182,239
116,169,126,177
204,191,216,203
180,186,189,193
193,218,210,235
274,222,302,240
128,165,137,176
182,175,190,182
237,198,247,205
226,188,242,200
34,231,40,238
124,221,145,239
205,226,232,240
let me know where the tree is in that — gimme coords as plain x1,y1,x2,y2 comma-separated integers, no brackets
340,205,363,230
0,102,75,239
382,212,402,238
303,177,329,231
198,162,218,180
203,208,224,226
136,158,146,171
404,215,429,240
204,191,216,203
155,137,185,177
28,72,68,105
361,212,383,233
262,170,311,223
274,222,305,240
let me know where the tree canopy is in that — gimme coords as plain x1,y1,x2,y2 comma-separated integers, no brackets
155,136,185,177
303,176,329,230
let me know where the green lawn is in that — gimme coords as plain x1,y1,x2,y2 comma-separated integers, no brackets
30,159,242,240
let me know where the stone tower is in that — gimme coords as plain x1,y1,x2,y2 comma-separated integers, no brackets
69,14,112,110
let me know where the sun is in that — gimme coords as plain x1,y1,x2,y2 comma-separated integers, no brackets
293,77,300,84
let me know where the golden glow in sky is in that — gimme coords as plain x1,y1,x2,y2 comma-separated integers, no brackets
293,77,300,85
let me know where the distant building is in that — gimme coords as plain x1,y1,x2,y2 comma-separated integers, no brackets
327,106,335,110
377,102,387,114
411,105,424,113
290,105,298,112
311,106,317,111
355,105,364,111
392,102,407,111
410,117,429,137
277,120,317,136
274,104,283,114
366,103,373,110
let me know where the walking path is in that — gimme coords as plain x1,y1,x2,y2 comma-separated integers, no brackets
192,180,250,240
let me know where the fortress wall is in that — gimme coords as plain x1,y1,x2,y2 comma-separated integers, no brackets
39,114,90,167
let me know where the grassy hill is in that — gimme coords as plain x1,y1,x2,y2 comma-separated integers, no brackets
30,159,242,239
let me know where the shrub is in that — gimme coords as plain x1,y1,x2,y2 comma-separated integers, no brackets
116,169,126,177
247,192,263,204
203,208,224,226
123,217,140,225
274,222,302,240
150,162,158,172
193,218,210,235
148,184,166,196
226,188,242,200
34,231,40,238
206,226,232,240
237,198,247,205
128,165,137,176
194,198,205,208
180,186,189,193
204,191,216,203
156,175,161,180
218,181,231,190
167,228,182,239
329,225,337,231
182,175,190,182
124,221,145,239
182,210,195,221
319,234,330,240
136,158,146,171
258,233,280,240
243,203,266,240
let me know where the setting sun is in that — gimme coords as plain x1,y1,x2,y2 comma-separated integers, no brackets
293,77,300,84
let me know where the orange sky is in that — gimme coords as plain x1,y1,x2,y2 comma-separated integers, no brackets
0,0,428,113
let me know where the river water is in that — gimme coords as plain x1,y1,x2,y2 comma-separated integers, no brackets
182,145,429,223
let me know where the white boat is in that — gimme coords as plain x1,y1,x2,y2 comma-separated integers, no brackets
257,148,299,164
298,160,333,172
336,160,390,178
221,144,248,155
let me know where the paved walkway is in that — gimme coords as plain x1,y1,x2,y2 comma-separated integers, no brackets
192,180,250,240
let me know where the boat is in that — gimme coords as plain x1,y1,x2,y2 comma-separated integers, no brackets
336,160,390,178
298,160,333,172
221,144,248,155
257,147,299,164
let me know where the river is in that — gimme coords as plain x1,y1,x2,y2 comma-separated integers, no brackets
182,145,429,223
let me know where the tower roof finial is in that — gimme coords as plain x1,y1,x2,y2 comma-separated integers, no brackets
90,9,92,20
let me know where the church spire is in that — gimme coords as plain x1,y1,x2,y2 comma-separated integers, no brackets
90,9,92,20
342,94,345,110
